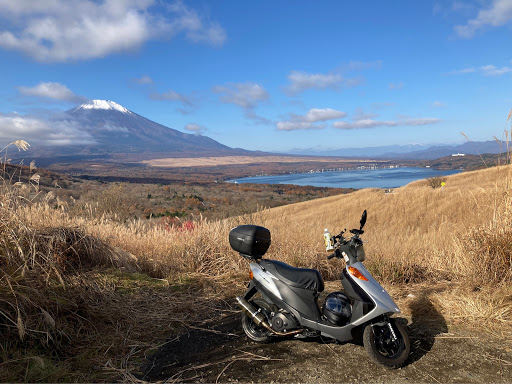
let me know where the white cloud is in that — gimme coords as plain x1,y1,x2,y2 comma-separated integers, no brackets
449,67,477,74
17,82,87,103
245,111,272,125
166,1,226,46
433,1,477,18
132,75,153,85
432,101,445,108
101,123,129,133
285,70,360,95
213,82,270,124
0,113,96,145
303,108,346,122
184,123,206,134
449,64,511,76
150,89,193,106
333,119,396,130
276,108,346,131
284,63,377,95
333,117,441,130
0,0,226,62
403,118,441,126
287,71,342,92
213,82,269,109
276,121,326,131
454,0,512,38
284,62,381,95
480,64,512,76
452,1,476,13
186,23,226,46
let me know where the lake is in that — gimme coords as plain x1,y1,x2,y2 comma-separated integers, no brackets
229,167,461,189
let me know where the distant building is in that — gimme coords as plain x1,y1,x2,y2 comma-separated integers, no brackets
451,153,465,157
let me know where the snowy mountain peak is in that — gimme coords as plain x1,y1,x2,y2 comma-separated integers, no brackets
73,100,131,114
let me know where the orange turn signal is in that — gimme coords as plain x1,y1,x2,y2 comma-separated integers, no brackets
249,270,254,280
348,266,368,281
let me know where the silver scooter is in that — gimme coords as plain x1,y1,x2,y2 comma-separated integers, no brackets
230,210,410,368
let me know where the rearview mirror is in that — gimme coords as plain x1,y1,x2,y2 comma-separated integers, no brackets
360,210,367,230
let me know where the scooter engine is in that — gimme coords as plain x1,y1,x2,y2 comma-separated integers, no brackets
271,311,299,332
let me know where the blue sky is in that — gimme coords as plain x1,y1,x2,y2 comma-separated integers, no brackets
0,0,511,153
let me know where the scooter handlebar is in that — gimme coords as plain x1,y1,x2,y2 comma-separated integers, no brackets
327,249,339,260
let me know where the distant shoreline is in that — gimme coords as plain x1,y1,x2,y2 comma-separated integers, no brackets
229,166,462,190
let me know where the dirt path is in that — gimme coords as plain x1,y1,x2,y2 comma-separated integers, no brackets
141,307,511,383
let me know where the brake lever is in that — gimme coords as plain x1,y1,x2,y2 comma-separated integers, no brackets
327,249,339,260
334,229,347,242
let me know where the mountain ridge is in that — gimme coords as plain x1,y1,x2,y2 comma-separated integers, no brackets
65,99,234,154
287,140,506,160
10,100,506,165
12,100,252,164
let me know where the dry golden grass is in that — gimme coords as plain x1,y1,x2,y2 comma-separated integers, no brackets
2,138,512,380
15,163,512,301
16,162,509,324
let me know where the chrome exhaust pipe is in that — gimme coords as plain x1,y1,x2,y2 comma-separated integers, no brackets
236,296,266,325
236,296,303,337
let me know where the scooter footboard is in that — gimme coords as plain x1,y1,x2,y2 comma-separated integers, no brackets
301,317,360,342
242,280,325,326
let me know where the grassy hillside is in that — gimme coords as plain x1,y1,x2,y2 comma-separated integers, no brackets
1,140,511,381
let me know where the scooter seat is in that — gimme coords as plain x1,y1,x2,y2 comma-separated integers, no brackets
260,260,324,292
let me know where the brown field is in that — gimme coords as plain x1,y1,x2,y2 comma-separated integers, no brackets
142,155,376,168
48,154,403,183
1,139,511,381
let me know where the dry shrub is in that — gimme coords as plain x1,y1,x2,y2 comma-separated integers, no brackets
365,253,433,284
426,176,446,189
0,142,144,380
2,226,132,274
0,221,138,345
441,285,512,323
94,183,136,222
454,216,512,286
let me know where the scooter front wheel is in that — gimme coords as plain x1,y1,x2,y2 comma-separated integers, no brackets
363,318,410,368
241,298,273,343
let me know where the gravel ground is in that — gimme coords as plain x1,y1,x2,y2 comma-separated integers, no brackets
141,306,511,383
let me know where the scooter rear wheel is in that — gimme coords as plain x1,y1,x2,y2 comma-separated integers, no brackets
363,318,410,368
241,299,273,343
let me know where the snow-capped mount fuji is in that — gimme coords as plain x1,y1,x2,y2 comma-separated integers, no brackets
60,99,236,156
70,100,132,114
